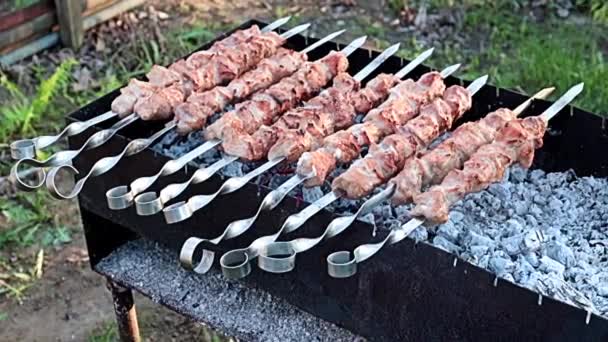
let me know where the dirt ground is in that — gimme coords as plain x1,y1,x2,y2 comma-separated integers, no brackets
0,232,223,341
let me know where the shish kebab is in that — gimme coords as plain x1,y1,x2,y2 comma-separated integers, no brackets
12,21,307,192
45,30,346,200
194,64,464,278
177,51,439,274
160,43,402,224
327,84,583,278
309,87,553,269
109,36,368,211
8,16,291,161
106,36,365,210
254,75,487,274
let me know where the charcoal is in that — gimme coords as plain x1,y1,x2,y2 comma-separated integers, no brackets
437,221,460,243
546,241,576,267
302,187,324,203
432,235,460,254
409,226,428,242
538,256,566,278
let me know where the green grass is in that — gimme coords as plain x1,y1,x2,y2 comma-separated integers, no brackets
460,5,607,113
384,4,607,114
88,322,118,342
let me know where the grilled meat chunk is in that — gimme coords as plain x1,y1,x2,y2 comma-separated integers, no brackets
332,85,472,199
412,116,546,223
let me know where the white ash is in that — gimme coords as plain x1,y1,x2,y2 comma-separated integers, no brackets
149,127,608,318
387,165,608,318
97,239,363,342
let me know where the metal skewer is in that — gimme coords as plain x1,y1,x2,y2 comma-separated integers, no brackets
298,86,554,270
209,64,469,278
256,74,489,274
141,36,376,216
8,16,292,161
45,121,177,199
163,41,399,224
10,114,138,191
105,29,346,210
327,83,584,278
195,59,454,246
178,51,441,274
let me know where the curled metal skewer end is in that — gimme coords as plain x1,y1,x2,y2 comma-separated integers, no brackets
106,186,134,209
45,164,81,200
10,139,37,160
327,251,357,278
11,159,47,191
163,201,192,223
220,249,252,279
258,241,296,273
179,237,215,274
134,191,163,216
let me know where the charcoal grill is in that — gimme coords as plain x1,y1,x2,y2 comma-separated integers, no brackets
65,20,608,341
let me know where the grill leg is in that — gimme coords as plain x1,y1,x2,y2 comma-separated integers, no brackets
106,279,141,342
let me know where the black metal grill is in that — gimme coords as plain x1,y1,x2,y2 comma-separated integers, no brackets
69,19,608,341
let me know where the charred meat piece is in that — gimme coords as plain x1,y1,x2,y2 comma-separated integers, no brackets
412,116,546,223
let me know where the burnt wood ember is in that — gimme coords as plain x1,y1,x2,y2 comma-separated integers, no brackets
64,20,608,342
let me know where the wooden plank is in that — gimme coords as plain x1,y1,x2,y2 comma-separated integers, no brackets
0,0,54,32
0,11,56,50
55,0,84,49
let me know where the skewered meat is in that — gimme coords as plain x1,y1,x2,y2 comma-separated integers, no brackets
332,85,471,199
133,31,286,120
174,48,307,134
221,72,360,161
267,74,398,162
204,51,349,140
111,25,262,117
412,116,547,223
297,71,445,187
110,79,157,117
390,108,517,204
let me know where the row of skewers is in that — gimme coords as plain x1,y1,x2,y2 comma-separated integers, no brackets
9,18,584,280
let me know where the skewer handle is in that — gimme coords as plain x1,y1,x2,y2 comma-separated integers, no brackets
11,114,138,191
46,122,175,200
163,158,284,223
327,218,423,278
257,186,393,274
10,111,117,160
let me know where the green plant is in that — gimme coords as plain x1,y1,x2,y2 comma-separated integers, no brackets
88,321,119,342
0,192,71,249
577,0,608,24
0,58,76,142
